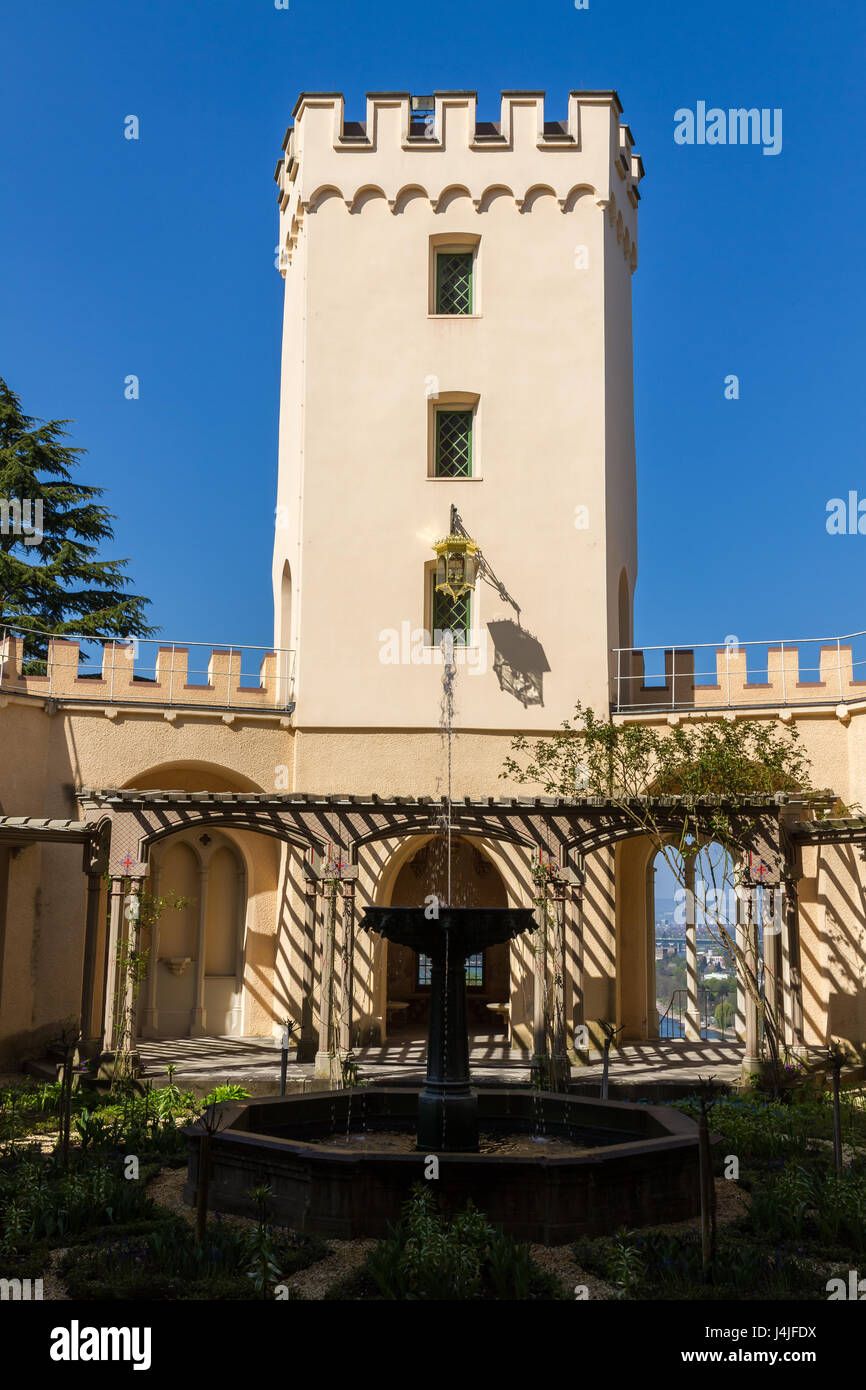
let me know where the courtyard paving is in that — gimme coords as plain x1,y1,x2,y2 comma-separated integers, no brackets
137,1035,744,1096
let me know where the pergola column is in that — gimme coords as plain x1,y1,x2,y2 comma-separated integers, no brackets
762,886,783,1043
190,864,209,1037
742,894,761,1072
339,878,355,1054
532,885,548,1059
684,853,701,1041
122,881,143,1049
314,881,338,1080
101,877,126,1052
299,872,318,1060
139,853,161,1039
551,878,571,1083
79,868,104,1055
568,884,586,1057
781,876,805,1050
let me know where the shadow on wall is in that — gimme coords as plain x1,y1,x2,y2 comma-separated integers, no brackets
827,993,866,1063
486,619,550,707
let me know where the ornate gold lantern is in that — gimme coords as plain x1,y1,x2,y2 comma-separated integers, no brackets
433,531,479,600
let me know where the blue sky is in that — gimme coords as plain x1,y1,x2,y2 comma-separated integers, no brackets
2,0,863,658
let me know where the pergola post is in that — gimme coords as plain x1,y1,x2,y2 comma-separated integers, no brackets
742,893,761,1075
532,883,548,1061
101,877,126,1052
782,875,805,1050
139,852,161,1039
314,880,338,1081
684,852,701,1042
340,877,355,1054
122,881,143,1049
762,886,783,1043
79,870,104,1055
550,876,571,1086
569,882,586,1057
299,871,318,1060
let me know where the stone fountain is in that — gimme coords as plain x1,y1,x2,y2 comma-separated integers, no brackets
182,637,701,1241
183,895,703,1241
360,904,535,1151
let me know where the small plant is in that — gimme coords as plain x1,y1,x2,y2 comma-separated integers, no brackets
59,1214,326,1301
73,1109,113,1152
200,1084,251,1108
338,1053,360,1088
607,1229,646,1299
244,1185,283,1299
346,1185,560,1301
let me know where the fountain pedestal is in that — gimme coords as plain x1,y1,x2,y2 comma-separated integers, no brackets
362,906,535,1151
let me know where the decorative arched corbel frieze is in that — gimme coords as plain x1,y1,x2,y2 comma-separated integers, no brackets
432,183,474,213
476,184,514,213
392,184,430,214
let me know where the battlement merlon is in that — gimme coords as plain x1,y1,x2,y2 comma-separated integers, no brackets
273,90,644,268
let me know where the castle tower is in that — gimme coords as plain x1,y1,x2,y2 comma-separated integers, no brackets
272,90,644,791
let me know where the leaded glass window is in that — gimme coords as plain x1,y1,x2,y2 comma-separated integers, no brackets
465,953,484,989
435,409,473,478
432,574,470,646
416,953,484,988
436,251,473,314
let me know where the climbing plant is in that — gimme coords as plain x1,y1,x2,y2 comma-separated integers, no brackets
502,705,827,1085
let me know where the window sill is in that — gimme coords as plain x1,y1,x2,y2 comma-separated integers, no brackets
427,314,483,320
427,475,483,481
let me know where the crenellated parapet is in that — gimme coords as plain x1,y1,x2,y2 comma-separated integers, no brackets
274,90,644,272
0,634,294,713
616,643,866,713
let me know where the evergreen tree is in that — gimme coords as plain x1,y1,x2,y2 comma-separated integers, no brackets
0,377,153,649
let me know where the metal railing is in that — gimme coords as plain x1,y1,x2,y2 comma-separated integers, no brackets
657,987,711,1040
613,628,866,713
0,624,296,712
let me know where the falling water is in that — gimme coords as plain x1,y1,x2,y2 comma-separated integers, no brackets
438,629,457,1149
439,629,456,906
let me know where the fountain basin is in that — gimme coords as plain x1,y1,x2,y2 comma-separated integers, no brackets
183,1086,701,1244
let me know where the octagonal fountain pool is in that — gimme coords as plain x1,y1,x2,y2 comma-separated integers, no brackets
184,906,701,1244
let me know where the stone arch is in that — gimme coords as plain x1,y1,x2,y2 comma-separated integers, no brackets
562,183,599,212
348,185,389,213
121,761,264,793
520,184,558,212
140,826,250,1040
476,184,514,213
619,836,742,1045
392,184,429,214
363,834,516,1047
434,184,473,213
306,184,343,212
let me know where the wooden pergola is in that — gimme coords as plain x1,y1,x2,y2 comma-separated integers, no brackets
69,788,818,1071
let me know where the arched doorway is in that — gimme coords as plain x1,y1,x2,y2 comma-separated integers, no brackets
380,835,511,1048
138,829,247,1039
650,841,739,1042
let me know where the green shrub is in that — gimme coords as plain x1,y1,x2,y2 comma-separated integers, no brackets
573,1227,821,1300
334,1185,564,1301
0,1152,155,1256
746,1162,866,1258
199,1084,251,1108
60,1213,326,1300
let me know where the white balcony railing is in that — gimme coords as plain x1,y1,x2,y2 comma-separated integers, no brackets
0,625,295,713
613,630,866,714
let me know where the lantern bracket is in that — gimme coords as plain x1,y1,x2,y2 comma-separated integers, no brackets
444,505,522,621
